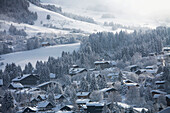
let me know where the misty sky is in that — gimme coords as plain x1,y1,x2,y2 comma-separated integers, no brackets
42,0,170,25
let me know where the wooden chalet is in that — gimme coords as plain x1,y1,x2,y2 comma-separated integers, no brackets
22,107,37,113
12,74,39,86
76,92,90,99
86,102,104,113
38,101,55,111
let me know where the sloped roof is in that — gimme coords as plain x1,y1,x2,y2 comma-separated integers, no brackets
159,107,170,113
76,92,90,97
50,73,56,79
38,101,54,108
9,82,24,88
86,102,104,107
76,99,90,104
12,74,38,82
69,68,86,75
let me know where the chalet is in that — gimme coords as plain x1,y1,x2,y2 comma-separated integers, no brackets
76,99,90,111
123,79,139,89
151,90,167,97
94,61,111,70
55,94,67,103
30,98,39,107
69,67,87,76
86,102,104,113
76,99,90,108
124,83,139,89
155,81,165,89
12,74,39,86
38,101,55,111
162,47,170,53
129,65,140,72
60,105,74,111
8,82,24,89
76,92,90,99
22,107,37,113
37,81,58,91
41,42,50,47
107,72,119,80
135,69,146,75
37,94,47,101
100,87,117,93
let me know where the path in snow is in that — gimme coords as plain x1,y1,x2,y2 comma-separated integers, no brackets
0,43,80,70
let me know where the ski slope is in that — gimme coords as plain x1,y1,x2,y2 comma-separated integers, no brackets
0,43,80,70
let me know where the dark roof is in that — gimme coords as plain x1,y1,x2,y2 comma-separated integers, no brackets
12,74,39,82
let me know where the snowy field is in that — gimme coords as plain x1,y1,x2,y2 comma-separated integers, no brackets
0,43,80,70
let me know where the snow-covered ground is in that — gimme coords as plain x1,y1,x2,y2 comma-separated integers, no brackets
0,43,80,70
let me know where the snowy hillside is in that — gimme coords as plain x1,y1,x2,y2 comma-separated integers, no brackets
0,43,80,70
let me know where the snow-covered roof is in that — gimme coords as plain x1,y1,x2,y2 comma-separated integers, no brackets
166,95,170,99
151,90,167,95
0,79,3,85
133,107,148,112
86,102,104,106
37,81,57,88
155,81,165,84
38,101,53,108
50,73,56,79
23,107,38,111
107,72,119,77
116,102,131,109
100,87,117,92
76,99,90,104
69,68,86,75
76,92,90,97
9,82,24,88
12,74,38,82
145,69,157,74
37,94,46,100
145,66,155,69
153,94,161,99
41,42,50,45
129,65,138,68
125,83,139,87
94,61,110,64
55,94,65,99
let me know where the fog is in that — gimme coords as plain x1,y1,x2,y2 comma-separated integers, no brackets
42,0,170,26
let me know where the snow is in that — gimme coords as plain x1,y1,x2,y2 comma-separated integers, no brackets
10,82,24,88
37,81,57,88
76,99,90,104
0,43,80,70
69,67,86,75
153,94,161,99
12,74,35,82
28,3,113,34
38,101,50,108
55,94,64,99
57,111,73,113
151,90,167,95
133,108,148,112
166,95,170,99
155,81,165,84
124,83,139,87
100,87,117,92
116,102,131,109
86,102,104,106
76,92,90,97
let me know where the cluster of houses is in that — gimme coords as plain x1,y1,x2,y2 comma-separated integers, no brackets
0,47,170,113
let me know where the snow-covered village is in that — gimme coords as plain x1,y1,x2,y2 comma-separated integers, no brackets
0,0,170,113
